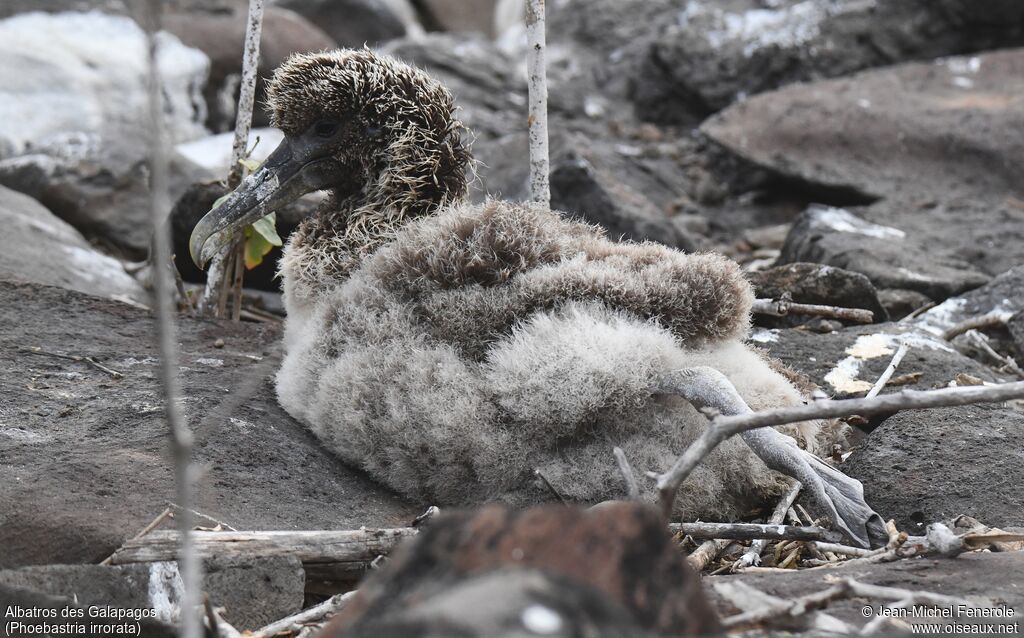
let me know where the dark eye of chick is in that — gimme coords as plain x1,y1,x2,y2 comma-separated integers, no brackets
314,120,339,138
366,125,383,139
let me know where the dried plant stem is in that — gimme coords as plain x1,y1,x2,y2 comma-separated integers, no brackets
99,507,173,566
687,538,730,571
249,592,356,638
735,480,801,569
197,253,228,315
807,541,877,557
201,0,265,318
111,528,416,563
942,312,1010,341
751,298,875,324
865,342,908,399
228,0,265,190
143,5,202,637
230,241,245,321
204,597,242,638
525,0,549,207
669,522,843,543
722,578,972,631
961,329,1024,379
22,347,124,378
650,368,1023,539
701,378,1024,435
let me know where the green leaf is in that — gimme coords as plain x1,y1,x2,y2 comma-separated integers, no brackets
242,212,282,269
243,225,274,270
238,157,262,173
251,212,283,247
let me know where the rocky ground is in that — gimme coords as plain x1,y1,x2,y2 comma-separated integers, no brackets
1,0,1023,635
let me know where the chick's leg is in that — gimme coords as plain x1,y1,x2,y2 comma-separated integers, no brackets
651,366,887,549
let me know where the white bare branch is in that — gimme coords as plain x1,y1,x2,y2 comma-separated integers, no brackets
142,5,203,637
525,0,550,207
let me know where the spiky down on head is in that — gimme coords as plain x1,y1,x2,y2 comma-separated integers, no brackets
265,49,472,230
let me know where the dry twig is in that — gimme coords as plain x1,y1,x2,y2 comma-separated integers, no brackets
249,592,356,638
734,480,801,570
199,0,265,318
687,539,730,572
525,0,550,207
712,579,855,634
683,378,1024,440
722,578,972,631
960,330,1024,379
22,347,124,378
751,298,874,324
141,5,203,637
99,507,173,566
806,541,877,557
168,502,238,532
669,522,844,543
865,342,908,398
942,313,1010,341
203,597,242,638
723,580,854,630
108,528,417,573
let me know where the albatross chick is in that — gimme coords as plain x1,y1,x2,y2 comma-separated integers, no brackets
190,49,885,548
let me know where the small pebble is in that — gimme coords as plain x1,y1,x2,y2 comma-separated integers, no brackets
213,338,225,348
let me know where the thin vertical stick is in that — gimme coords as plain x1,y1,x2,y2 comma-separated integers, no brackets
216,251,233,317
200,0,265,317
228,0,265,190
142,5,203,638
197,254,228,315
230,242,245,321
525,0,550,208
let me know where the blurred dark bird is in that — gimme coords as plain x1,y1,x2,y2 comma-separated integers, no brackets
320,503,723,637
190,49,884,547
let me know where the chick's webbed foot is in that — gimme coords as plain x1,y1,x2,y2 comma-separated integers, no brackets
740,425,887,549
651,366,887,549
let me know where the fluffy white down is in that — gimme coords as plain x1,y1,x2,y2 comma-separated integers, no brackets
278,282,818,520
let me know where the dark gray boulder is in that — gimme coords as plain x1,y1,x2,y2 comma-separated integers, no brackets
0,280,417,569
637,0,1024,125
754,323,999,399
702,48,1024,283
844,404,1024,532
709,551,1024,633
0,557,304,630
0,582,177,637
778,206,990,302
747,262,888,325
550,142,697,251
1010,311,1024,359
911,266,1024,337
